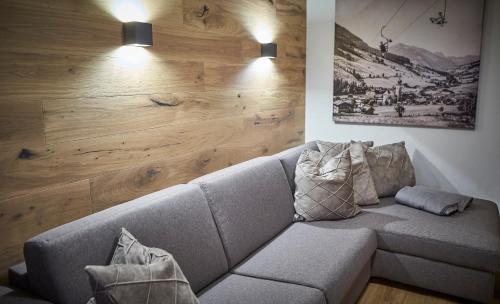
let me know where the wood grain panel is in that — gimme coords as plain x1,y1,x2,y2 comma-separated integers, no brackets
43,89,304,143
204,62,305,90
0,0,306,282
0,180,92,282
0,53,204,101
0,101,44,147
91,107,304,211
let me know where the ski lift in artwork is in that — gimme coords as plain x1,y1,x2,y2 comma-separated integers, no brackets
430,0,448,26
379,25,392,56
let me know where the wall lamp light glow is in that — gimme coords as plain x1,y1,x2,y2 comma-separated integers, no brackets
261,43,277,59
123,22,153,47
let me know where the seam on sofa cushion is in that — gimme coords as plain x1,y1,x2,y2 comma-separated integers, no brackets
377,230,500,256
197,182,233,267
376,231,499,273
230,271,328,302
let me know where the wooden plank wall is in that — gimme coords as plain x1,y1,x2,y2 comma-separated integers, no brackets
0,0,306,282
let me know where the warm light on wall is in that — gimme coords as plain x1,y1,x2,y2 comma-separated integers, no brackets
112,0,148,22
112,46,152,68
253,24,274,44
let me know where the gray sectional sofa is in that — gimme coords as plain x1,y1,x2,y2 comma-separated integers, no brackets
1,141,499,304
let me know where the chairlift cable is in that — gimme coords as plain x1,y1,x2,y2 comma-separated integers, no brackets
392,0,440,42
369,0,409,45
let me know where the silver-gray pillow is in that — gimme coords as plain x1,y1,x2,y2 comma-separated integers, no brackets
111,228,170,265
86,228,198,304
365,141,416,197
85,261,198,304
294,148,361,221
317,140,379,206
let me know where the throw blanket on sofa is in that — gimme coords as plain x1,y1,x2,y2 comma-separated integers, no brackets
395,185,473,216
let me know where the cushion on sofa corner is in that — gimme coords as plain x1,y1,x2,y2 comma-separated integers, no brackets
365,141,415,197
294,148,361,221
273,141,319,194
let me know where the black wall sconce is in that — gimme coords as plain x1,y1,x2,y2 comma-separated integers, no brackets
123,22,153,47
261,43,277,58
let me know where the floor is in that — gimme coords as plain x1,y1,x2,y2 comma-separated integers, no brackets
358,278,500,304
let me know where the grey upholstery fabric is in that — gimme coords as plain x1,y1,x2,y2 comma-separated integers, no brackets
198,274,326,304
8,263,30,291
85,262,198,304
233,223,377,304
372,249,495,303
273,141,319,193
316,141,379,206
190,157,294,267
339,261,371,304
0,286,53,304
24,185,227,304
365,142,416,197
294,149,361,221
395,185,472,215
310,197,500,273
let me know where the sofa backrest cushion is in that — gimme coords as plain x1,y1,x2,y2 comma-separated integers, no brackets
273,141,319,193
190,157,295,268
24,184,227,304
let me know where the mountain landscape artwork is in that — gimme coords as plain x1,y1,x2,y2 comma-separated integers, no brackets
333,0,485,129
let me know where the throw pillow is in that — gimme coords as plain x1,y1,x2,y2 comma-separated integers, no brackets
111,228,170,265
317,140,379,205
85,262,199,304
349,142,380,205
86,228,198,304
365,141,416,197
293,148,361,221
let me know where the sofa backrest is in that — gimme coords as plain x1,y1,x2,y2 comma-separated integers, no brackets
273,141,318,194
190,157,295,268
24,184,228,304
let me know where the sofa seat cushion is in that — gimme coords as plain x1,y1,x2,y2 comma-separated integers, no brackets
198,274,326,304
232,223,377,304
312,197,500,273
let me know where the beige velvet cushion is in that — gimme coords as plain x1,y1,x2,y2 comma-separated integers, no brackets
365,141,416,197
317,140,379,206
86,228,198,304
293,148,361,221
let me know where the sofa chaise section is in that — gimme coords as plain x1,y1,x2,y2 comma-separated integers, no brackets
277,141,500,303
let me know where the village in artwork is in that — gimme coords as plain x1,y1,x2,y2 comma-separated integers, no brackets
333,0,484,129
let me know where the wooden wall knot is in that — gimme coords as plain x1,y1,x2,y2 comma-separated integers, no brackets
197,5,210,18
18,148,35,160
150,94,184,107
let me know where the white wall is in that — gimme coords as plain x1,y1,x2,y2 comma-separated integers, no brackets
306,0,500,206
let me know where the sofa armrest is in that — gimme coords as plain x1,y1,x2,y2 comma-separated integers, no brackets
0,285,53,304
8,262,30,291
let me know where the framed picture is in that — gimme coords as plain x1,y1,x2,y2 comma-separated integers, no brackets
333,0,485,129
